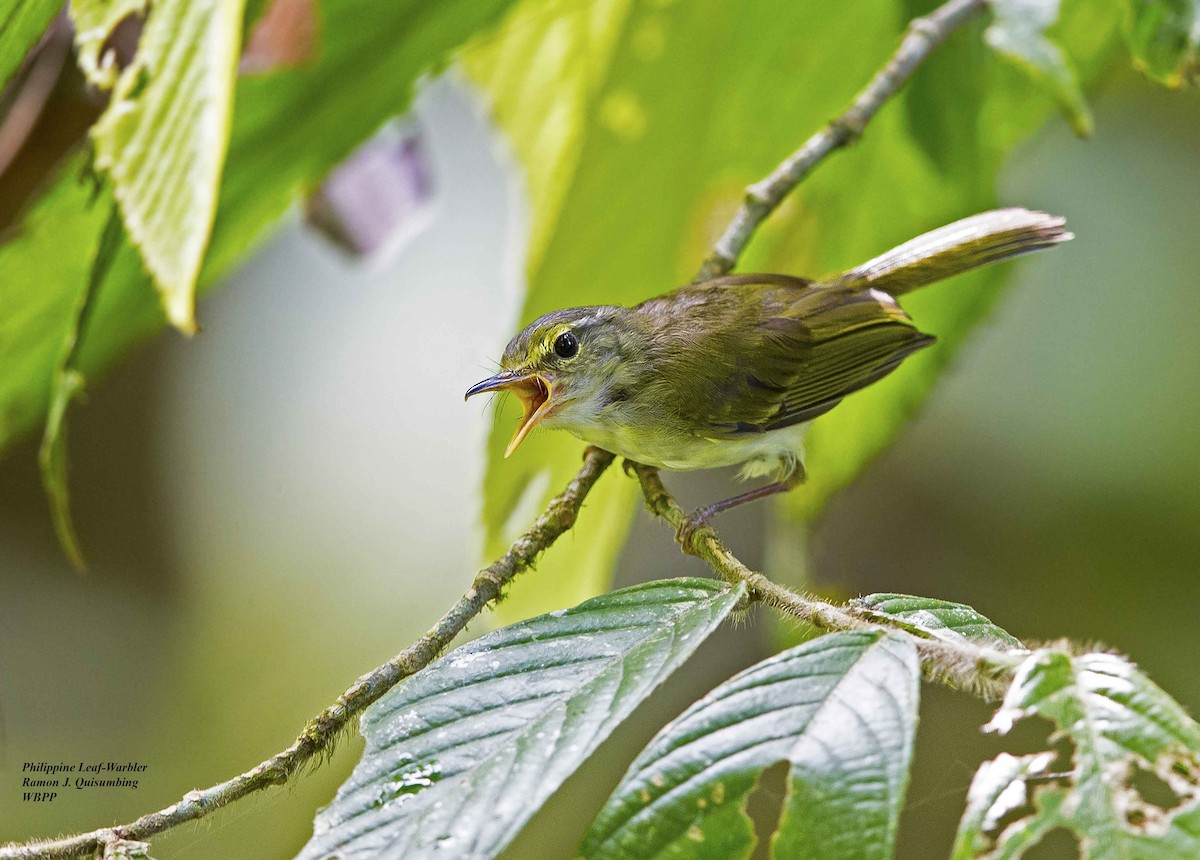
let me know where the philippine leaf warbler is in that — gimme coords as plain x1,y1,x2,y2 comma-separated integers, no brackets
467,208,1070,527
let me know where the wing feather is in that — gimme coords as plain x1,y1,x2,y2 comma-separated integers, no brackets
633,276,935,438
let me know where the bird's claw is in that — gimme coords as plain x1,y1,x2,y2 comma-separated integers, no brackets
675,508,713,549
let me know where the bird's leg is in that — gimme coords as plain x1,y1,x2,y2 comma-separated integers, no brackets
676,462,807,547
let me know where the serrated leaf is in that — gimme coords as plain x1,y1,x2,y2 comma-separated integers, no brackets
986,0,1094,136
297,578,744,860
0,0,62,95
1127,0,1200,87
70,0,248,331
853,593,1024,650
954,648,1200,858
581,630,920,860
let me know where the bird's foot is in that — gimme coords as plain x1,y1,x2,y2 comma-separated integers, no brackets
675,507,715,550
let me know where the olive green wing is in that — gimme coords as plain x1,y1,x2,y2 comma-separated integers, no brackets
663,277,935,437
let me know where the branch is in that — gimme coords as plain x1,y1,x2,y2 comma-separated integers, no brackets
695,0,987,281
0,449,615,860
629,463,1022,700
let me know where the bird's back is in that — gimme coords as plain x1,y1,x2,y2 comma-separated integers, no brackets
628,274,934,441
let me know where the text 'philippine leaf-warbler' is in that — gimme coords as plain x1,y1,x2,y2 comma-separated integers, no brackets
467,209,1071,532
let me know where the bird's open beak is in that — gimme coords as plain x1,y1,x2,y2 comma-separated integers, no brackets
464,371,554,457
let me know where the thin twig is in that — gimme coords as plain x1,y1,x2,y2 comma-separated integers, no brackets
695,0,987,281
630,463,1022,700
0,449,615,860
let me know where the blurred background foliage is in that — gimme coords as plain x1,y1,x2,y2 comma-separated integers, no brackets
1,0,1198,857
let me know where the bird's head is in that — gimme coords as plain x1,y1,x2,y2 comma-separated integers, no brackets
465,306,629,456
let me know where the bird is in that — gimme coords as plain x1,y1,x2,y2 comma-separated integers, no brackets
466,208,1071,534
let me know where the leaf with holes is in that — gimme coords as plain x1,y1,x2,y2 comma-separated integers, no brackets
70,0,247,331
852,593,1024,650
953,648,1200,858
582,630,920,860
296,578,744,860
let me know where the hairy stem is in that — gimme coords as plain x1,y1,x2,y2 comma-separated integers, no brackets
695,0,987,281
0,449,615,860
630,463,1022,699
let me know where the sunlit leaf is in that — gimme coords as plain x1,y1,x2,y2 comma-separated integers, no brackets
1126,0,1200,87
954,648,1200,858
297,578,744,860
852,592,1024,650
471,0,917,620
462,0,633,277
70,0,248,331
582,630,919,859
0,0,61,95
469,0,1127,618
986,0,1094,136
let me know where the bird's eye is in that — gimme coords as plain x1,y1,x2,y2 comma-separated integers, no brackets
553,331,579,359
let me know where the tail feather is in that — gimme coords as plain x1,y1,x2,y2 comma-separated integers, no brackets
833,208,1072,296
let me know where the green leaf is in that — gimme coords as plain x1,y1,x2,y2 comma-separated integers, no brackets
0,0,521,451
0,159,111,448
469,0,1128,619
462,0,634,280
70,0,248,331
297,578,745,860
462,0,639,623
1126,0,1200,87
852,593,1024,650
581,630,920,860
985,0,1094,136
0,0,61,95
953,648,1200,858
38,205,125,571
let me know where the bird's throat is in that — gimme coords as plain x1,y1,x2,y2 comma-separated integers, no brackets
506,375,552,457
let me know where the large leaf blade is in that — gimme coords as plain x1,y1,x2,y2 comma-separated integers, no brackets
471,0,915,621
470,0,1129,620
297,578,745,860
581,630,920,860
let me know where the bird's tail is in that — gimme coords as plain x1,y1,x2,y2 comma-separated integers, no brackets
833,208,1072,297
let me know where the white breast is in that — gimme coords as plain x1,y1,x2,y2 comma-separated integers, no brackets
570,421,808,480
